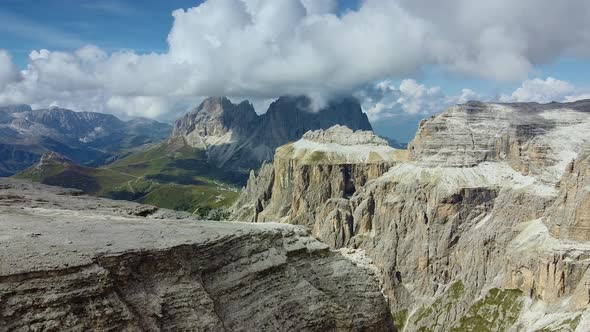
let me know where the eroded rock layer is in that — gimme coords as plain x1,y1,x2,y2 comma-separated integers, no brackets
0,179,393,331
236,100,590,331
230,126,407,248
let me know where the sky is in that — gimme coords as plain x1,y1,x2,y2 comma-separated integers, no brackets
1,0,590,142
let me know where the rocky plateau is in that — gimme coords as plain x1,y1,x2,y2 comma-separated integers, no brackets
0,178,393,331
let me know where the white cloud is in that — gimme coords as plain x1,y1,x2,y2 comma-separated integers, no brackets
565,93,590,102
500,77,577,103
360,76,590,125
456,89,482,104
1,0,590,119
356,79,455,121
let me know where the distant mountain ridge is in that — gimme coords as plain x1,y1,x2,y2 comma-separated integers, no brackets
0,105,172,176
172,95,373,171
13,95,376,214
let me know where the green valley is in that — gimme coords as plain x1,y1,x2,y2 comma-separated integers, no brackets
14,137,240,218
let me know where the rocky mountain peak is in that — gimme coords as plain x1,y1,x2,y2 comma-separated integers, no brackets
259,96,372,144
0,105,171,176
23,107,124,136
409,99,590,184
170,95,375,174
172,96,258,138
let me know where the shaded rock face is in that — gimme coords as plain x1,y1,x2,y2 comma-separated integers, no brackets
235,100,590,331
256,96,373,147
0,178,393,331
0,144,39,176
546,152,590,241
0,105,172,175
171,96,372,171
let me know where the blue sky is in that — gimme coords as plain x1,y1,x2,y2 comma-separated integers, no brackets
0,0,200,66
1,0,361,67
1,0,589,142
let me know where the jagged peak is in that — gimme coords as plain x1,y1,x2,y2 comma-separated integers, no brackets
196,96,254,113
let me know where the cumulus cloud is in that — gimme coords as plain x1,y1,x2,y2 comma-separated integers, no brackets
356,79,485,121
500,77,581,103
360,76,590,126
1,0,590,119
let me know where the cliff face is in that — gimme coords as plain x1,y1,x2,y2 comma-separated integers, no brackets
0,178,393,331
235,100,590,331
409,100,590,183
545,152,590,241
230,125,407,248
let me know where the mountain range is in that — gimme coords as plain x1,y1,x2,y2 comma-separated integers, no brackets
3,98,590,330
0,104,171,176
172,96,372,172
231,98,590,330
10,95,376,215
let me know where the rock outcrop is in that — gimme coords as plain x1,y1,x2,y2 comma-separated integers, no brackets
235,100,590,331
545,151,590,241
0,178,393,331
230,125,407,247
37,151,74,166
171,96,373,172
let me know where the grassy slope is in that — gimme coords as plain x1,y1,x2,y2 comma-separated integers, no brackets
15,138,241,217
14,163,135,196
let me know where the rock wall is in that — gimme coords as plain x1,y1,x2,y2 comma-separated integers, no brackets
230,126,405,246
235,100,590,331
546,152,590,241
0,179,393,331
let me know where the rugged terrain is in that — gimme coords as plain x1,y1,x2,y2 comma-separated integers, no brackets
231,125,407,247
0,105,171,176
12,96,374,215
234,100,590,331
0,178,393,331
173,96,373,173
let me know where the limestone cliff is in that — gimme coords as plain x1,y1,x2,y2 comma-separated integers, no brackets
0,178,393,331
230,125,407,248
235,100,590,331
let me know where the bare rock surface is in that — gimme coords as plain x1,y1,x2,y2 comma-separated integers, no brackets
230,126,407,237
0,178,393,331
235,100,590,331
